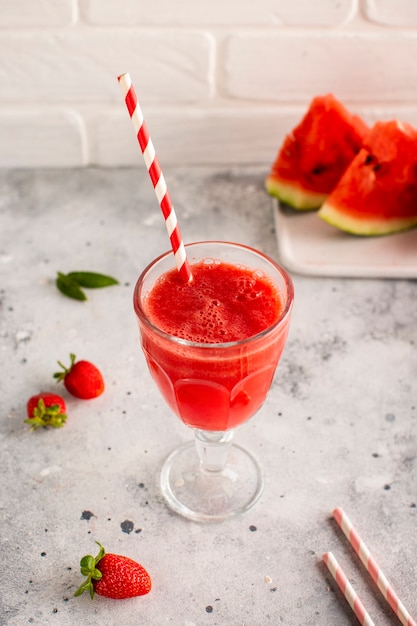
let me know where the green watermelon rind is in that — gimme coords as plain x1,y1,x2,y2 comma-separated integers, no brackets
318,201,417,236
265,175,328,211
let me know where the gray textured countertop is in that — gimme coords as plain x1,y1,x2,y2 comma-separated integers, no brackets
1,167,416,625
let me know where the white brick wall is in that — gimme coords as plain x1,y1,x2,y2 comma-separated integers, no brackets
1,0,417,167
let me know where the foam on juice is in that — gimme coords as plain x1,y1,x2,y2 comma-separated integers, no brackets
144,258,284,343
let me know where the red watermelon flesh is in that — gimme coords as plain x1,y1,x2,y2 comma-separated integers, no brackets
265,94,369,210
318,120,417,236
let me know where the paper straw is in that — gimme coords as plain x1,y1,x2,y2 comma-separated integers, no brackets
117,73,192,283
333,507,416,626
323,552,375,626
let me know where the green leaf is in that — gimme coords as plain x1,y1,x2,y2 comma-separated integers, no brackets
74,580,94,599
94,541,106,563
24,398,67,431
74,541,106,600
67,272,119,289
93,568,102,580
80,555,95,571
56,272,87,301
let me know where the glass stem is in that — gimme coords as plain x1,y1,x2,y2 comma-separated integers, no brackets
194,429,234,473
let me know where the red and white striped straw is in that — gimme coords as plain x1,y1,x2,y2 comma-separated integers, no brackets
333,507,416,626
117,73,192,283
323,551,375,626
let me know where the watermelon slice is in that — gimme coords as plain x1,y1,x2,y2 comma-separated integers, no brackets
318,120,417,236
265,94,369,210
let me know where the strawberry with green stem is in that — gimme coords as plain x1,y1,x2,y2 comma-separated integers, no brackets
54,353,105,399
25,393,67,430
75,541,152,599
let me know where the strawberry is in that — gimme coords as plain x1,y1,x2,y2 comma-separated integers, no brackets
74,541,152,600
54,353,105,399
25,393,67,430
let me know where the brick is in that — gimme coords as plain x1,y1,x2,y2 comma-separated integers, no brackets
82,0,355,27
3,104,417,169
0,30,213,104
270,0,356,27
91,104,417,168
0,0,76,27
223,32,417,102
358,106,417,127
364,0,417,27
0,110,87,167
92,108,303,166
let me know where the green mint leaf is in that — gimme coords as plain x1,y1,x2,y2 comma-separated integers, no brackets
67,272,119,289
56,272,87,301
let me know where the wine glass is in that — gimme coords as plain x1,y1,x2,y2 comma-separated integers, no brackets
133,241,293,522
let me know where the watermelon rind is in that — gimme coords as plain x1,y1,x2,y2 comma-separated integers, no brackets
265,94,369,211
318,119,417,236
318,201,417,236
265,175,328,211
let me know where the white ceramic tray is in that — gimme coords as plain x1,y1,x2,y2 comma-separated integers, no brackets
273,199,417,278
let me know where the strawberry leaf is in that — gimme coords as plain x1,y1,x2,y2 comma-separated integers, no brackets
74,579,94,599
25,398,67,431
67,271,119,289
56,272,87,301
74,541,106,600
54,353,76,383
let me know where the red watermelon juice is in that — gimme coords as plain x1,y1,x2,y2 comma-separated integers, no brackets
134,242,293,432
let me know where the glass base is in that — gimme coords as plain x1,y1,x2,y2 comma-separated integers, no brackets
160,440,264,522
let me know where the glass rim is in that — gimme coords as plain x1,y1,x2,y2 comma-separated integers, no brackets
133,240,294,349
